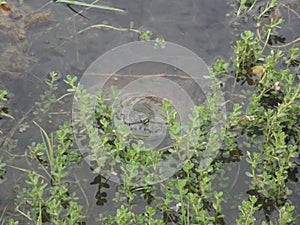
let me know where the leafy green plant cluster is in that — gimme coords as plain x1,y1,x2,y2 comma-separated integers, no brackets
64,72,225,187
100,205,165,225
233,30,263,79
229,1,299,206
214,55,299,222
2,49,298,224
3,69,228,224
236,195,261,225
212,1,299,222
33,71,61,119
61,56,229,224
14,122,84,224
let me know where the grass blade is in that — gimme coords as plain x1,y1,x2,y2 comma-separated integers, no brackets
33,121,54,171
55,0,125,12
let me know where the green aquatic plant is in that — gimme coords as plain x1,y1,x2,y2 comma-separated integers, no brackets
100,205,165,225
4,45,299,225
139,30,152,41
52,18,300,223
64,62,227,183
6,219,19,225
235,0,258,16
285,47,300,68
233,30,263,79
218,8,299,224
212,0,299,221
64,55,228,224
244,62,299,201
0,90,7,101
33,71,61,121
236,195,261,225
96,139,226,223
15,122,84,224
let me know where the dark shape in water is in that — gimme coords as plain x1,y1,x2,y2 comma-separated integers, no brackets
268,34,286,45
66,3,88,19
90,175,110,206
53,0,88,19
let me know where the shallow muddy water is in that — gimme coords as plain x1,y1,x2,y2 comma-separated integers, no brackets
0,0,299,224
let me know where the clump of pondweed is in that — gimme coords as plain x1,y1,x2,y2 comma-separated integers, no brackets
15,122,84,224
214,1,299,223
244,49,299,201
63,55,228,224
65,72,226,187
64,6,299,221
33,71,61,121
233,30,263,79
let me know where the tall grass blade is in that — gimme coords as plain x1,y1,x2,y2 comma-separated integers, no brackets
55,0,125,12
33,121,54,172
